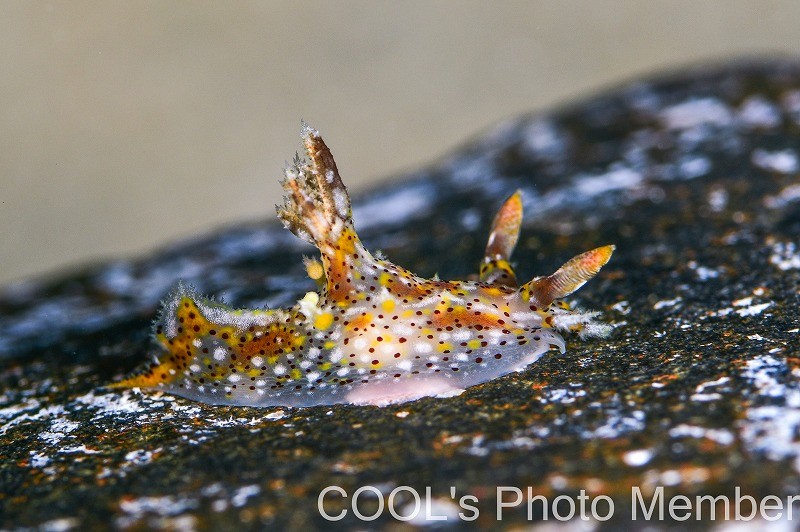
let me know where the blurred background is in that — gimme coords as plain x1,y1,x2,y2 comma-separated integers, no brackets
2,1,799,285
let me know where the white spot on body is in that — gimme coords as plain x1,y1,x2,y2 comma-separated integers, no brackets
451,330,471,342
414,343,433,354
393,325,415,337
297,292,320,321
332,189,349,217
380,343,395,355
329,348,344,363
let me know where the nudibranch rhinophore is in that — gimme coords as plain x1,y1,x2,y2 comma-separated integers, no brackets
113,124,614,407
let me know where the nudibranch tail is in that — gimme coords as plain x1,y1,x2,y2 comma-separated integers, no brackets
115,123,616,408
111,285,289,393
480,190,522,287
520,245,615,308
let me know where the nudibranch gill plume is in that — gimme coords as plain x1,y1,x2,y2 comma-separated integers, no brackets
113,124,614,407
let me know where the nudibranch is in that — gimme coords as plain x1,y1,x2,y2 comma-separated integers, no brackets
113,124,614,407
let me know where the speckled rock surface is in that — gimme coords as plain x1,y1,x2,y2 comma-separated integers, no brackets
2,59,800,530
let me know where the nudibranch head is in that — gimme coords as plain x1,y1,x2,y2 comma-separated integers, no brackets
113,124,614,407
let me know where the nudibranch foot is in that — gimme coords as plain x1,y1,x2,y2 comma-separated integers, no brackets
345,377,465,407
114,123,614,407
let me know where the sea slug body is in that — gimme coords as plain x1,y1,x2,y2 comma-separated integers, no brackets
113,124,614,407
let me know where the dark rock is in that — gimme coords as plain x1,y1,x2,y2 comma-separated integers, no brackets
3,58,800,529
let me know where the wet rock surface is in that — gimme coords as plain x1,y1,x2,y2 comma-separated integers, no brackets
2,59,800,529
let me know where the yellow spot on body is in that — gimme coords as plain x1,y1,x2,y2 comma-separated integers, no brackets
467,339,482,350
337,230,357,254
381,299,395,313
314,313,334,330
437,342,453,352
290,368,303,380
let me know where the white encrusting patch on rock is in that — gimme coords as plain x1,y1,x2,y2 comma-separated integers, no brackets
659,97,733,130
574,166,643,197
352,186,434,230
752,148,799,174
738,355,800,473
769,241,800,271
738,95,783,129
765,184,800,209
